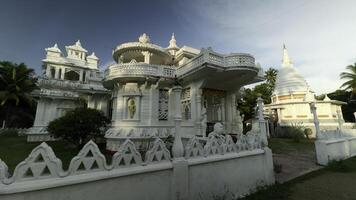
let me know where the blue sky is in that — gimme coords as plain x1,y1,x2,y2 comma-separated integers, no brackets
1,0,356,94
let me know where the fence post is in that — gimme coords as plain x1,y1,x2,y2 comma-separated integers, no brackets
257,97,268,146
171,85,189,200
309,102,321,139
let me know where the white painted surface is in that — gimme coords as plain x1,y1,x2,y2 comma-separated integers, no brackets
0,137,274,200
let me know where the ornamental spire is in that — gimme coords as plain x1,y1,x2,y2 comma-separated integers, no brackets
75,40,82,47
168,33,178,49
282,44,292,67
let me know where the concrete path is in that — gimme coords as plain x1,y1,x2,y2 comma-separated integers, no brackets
273,150,322,183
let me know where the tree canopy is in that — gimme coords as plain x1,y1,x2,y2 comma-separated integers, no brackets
47,107,110,148
340,63,356,94
0,61,38,127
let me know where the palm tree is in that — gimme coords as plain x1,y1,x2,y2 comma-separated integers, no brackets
0,61,38,127
340,63,356,100
264,68,278,89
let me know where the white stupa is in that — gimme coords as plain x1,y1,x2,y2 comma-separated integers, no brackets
265,45,346,137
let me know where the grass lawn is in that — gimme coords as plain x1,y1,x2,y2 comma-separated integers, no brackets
243,138,356,200
0,130,79,173
268,138,315,155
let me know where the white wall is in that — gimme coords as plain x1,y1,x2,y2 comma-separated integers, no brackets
0,136,274,200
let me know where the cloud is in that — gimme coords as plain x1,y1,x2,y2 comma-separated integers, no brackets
175,0,356,94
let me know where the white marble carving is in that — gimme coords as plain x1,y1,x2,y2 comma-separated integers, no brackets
184,136,204,159
68,141,108,175
112,140,142,168
204,136,223,156
10,143,64,183
0,159,9,184
145,138,171,164
224,135,237,154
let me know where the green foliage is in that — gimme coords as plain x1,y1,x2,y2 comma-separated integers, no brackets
0,61,38,128
264,68,278,89
47,107,110,148
326,158,356,173
237,68,277,124
0,129,79,173
328,89,356,122
303,128,313,139
340,63,356,94
240,183,291,200
275,125,305,142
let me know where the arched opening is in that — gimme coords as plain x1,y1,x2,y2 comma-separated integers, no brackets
64,70,80,81
50,68,55,78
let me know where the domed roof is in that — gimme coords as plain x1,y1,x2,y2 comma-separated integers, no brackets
112,33,171,63
273,45,310,96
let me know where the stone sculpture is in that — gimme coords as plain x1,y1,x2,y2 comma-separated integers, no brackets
128,98,136,119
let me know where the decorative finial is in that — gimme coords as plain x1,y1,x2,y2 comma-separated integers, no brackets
139,33,150,43
168,33,178,49
54,43,58,48
75,40,82,46
282,44,292,67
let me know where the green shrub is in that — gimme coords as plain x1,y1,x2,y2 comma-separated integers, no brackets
275,124,305,142
304,128,313,139
47,107,110,149
0,129,18,137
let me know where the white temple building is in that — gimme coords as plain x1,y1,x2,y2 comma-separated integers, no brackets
27,33,265,150
27,41,110,141
265,46,346,136
103,33,264,151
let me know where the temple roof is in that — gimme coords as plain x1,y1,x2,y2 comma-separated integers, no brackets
65,40,88,53
45,43,61,53
273,45,310,96
112,33,171,63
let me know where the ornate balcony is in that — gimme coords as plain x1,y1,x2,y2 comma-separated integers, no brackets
104,62,176,81
176,48,259,77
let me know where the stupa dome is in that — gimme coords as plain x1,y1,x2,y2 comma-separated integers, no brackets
273,45,310,96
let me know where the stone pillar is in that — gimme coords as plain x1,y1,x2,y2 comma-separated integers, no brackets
257,97,268,146
221,97,226,130
54,67,59,79
61,67,65,80
171,86,188,200
309,102,321,139
354,112,356,123
79,70,84,82
336,110,344,129
230,94,237,134
277,109,282,124
195,89,203,136
172,86,184,158
142,51,151,64
46,65,51,78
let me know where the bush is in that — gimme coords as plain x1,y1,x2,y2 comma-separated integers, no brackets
304,128,313,139
47,107,110,149
275,124,305,142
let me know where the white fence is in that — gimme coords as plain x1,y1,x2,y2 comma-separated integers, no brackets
0,135,274,200
315,129,356,165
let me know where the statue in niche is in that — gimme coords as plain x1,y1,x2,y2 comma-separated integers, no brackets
201,107,207,136
208,123,225,143
127,98,136,119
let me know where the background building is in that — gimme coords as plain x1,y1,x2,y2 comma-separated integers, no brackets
27,41,110,142
265,46,346,137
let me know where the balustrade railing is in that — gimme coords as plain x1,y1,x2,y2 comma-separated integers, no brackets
105,50,258,79
176,50,257,76
105,63,176,79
